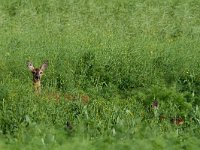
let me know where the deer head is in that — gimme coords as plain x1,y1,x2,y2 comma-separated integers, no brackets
27,60,48,93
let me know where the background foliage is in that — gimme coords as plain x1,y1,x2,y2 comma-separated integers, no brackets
1,0,200,149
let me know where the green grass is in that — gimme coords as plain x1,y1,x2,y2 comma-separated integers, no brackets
1,0,200,149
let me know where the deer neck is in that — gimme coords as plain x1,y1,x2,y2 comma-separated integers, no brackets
33,80,41,93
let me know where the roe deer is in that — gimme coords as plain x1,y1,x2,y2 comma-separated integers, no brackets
27,60,48,93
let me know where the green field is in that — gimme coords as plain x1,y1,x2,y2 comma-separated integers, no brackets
1,0,200,149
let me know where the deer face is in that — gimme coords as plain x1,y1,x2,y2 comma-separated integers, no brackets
31,68,43,81
27,61,48,83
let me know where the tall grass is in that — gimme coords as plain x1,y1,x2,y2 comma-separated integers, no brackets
1,0,200,149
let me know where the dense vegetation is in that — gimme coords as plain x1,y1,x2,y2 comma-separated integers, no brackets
1,0,200,149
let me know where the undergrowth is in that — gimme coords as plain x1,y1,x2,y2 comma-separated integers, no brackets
1,0,200,149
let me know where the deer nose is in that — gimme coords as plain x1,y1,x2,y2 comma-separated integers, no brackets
35,75,40,80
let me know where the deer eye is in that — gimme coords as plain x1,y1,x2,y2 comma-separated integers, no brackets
40,71,43,74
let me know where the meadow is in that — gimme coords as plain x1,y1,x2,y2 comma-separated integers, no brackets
0,0,200,149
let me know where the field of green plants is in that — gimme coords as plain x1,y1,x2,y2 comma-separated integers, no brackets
1,0,200,149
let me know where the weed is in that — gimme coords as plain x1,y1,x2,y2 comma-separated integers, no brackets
0,0,200,149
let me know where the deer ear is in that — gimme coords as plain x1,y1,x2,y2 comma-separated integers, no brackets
40,60,48,71
27,61,34,71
